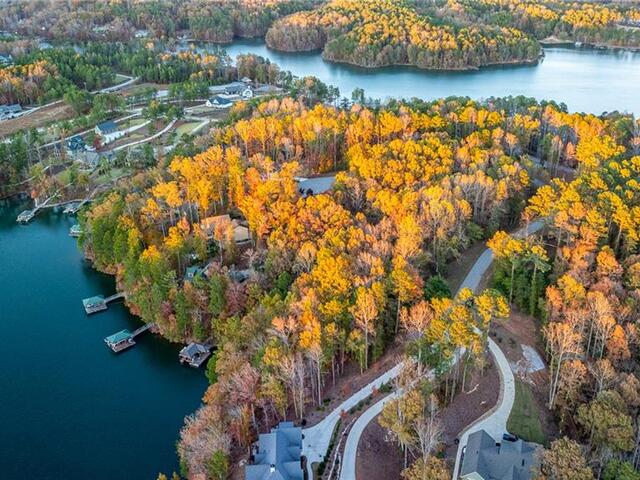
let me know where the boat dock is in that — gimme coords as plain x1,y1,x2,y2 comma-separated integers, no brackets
16,194,93,224
179,342,212,367
69,224,82,237
82,292,125,314
104,322,156,352
16,210,35,223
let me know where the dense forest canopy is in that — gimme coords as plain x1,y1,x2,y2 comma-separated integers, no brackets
265,0,640,69
425,0,640,48
265,0,542,70
0,0,319,43
76,93,640,478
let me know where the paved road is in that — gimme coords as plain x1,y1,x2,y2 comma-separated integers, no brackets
338,220,544,480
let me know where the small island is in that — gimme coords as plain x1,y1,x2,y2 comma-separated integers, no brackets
265,0,640,70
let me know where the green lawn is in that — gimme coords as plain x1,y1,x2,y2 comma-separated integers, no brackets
507,380,546,445
176,122,200,137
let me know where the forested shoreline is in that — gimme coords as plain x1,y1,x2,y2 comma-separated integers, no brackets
74,89,640,478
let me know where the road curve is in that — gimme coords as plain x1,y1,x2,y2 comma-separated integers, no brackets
339,220,544,480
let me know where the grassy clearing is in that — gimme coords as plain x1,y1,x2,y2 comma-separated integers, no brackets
507,380,546,445
176,122,200,137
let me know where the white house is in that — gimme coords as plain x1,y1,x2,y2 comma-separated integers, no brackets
95,120,124,145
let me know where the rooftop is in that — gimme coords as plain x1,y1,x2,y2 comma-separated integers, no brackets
460,430,540,480
245,422,303,480
180,342,209,359
105,329,132,345
96,120,119,134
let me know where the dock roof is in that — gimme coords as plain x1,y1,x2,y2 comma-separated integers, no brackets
105,330,132,344
82,295,105,307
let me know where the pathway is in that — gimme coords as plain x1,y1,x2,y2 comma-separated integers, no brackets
302,363,403,478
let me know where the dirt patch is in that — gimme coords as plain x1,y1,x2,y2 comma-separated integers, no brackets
0,102,75,138
302,339,404,427
441,361,500,460
356,414,405,480
492,309,544,374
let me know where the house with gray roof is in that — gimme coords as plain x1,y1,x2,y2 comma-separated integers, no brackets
245,422,303,480
460,430,540,480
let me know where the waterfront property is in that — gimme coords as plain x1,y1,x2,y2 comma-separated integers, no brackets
104,322,156,353
460,430,540,480
245,422,303,480
179,342,211,367
104,329,135,352
16,209,35,223
82,292,125,314
69,224,82,237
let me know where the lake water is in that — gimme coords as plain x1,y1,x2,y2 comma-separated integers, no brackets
0,199,207,480
221,40,640,115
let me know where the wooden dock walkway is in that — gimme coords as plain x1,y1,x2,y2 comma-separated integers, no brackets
104,292,125,304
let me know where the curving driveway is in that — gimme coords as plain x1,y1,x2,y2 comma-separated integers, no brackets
338,220,544,480
302,363,403,478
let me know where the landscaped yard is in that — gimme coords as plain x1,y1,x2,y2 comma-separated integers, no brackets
507,380,546,446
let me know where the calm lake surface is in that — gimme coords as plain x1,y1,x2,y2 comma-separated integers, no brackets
221,40,640,115
0,199,207,480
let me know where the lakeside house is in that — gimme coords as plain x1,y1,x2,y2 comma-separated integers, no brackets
0,104,22,121
245,422,303,480
460,430,540,480
95,120,124,144
206,95,234,109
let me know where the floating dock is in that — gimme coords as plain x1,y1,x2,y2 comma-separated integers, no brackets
69,224,82,237
179,342,212,367
16,210,35,223
63,202,81,215
82,292,125,314
104,322,156,353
